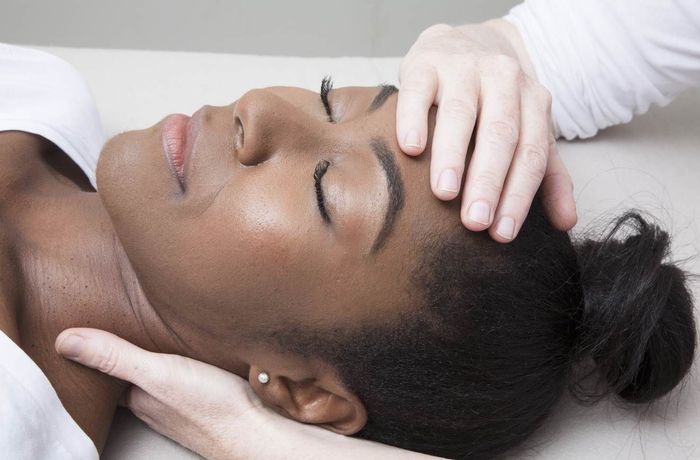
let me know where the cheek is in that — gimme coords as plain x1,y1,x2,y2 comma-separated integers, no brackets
125,175,321,310
205,182,318,287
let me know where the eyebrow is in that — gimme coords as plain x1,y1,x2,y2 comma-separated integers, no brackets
368,84,399,113
369,137,405,253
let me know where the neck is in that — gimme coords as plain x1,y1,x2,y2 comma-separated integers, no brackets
12,187,188,450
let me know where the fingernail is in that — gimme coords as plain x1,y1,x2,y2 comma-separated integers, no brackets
404,130,421,149
437,169,460,193
57,334,84,360
468,201,491,225
496,216,516,240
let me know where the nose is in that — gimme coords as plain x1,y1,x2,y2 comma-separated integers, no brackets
233,89,315,166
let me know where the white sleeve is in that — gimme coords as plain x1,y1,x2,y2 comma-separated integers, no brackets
0,43,105,188
504,0,700,140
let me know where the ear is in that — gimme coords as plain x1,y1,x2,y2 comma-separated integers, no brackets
248,364,367,435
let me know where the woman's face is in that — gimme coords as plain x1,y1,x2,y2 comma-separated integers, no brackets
98,83,456,365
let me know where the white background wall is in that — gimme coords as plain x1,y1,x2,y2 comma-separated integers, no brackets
1,0,519,56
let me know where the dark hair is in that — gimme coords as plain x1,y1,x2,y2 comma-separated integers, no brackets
271,198,696,459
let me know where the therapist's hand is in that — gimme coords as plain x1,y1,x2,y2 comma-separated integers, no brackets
396,20,577,241
55,328,438,460
55,328,267,460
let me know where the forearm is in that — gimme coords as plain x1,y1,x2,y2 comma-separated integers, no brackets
502,0,700,140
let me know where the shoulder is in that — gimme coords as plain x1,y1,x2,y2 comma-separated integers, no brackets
0,44,105,187
0,132,54,195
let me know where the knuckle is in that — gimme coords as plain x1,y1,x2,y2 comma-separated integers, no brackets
399,66,437,93
95,344,120,374
530,84,553,110
517,143,548,178
423,23,452,37
484,54,520,74
148,363,180,394
440,98,477,124
166,354,193,378
544,168,572,186
507,189,532,205
470,170,503,196
455,54,478,72
486,120,519,147
400,80,434,99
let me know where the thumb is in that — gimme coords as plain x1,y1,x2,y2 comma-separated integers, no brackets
55,328,158,388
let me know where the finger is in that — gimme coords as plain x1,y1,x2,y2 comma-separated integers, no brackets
540,141,577,230
396,62,437,155
489,85,551,242
55,328,159,388
123,386,217,460
123,385,162,424
460,58,521,230
429,66,479,200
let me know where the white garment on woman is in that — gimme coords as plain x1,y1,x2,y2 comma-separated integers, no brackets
0,42,102,459
0,42,103,187
505,0,700,140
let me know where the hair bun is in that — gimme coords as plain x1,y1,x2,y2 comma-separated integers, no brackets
573,212,696,403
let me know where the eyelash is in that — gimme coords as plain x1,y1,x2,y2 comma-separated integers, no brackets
320,76,335,123
314,76,335,224
314,159,331,224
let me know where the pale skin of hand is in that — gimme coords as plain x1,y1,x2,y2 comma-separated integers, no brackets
396,20,577,241
55,329,439,460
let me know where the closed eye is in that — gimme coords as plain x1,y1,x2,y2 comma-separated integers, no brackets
320,76,335,123
314,159,331,224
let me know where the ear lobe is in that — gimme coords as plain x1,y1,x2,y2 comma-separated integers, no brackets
248,366,367,435
286,380,366,435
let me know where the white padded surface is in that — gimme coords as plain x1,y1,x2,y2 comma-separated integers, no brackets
37,46,700,460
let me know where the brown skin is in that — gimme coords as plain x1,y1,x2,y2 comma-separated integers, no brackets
0,86,458,451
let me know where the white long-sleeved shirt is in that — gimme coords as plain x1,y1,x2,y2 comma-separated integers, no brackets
505,0,700,140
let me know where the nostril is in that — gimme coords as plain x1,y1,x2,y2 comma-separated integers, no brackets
234,115,244,151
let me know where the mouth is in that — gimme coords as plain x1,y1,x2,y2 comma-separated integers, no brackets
161,107,204,191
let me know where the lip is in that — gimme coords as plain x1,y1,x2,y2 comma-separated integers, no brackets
162,107,204,190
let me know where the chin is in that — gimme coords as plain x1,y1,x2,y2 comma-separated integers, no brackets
97,130,170,266
98,127,176,213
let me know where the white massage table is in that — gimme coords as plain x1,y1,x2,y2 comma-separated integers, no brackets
36,45,700,460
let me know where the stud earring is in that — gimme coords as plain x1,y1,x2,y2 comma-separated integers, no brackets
257,371,270,384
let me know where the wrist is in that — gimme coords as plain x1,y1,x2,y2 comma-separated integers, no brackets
237,406,323,459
